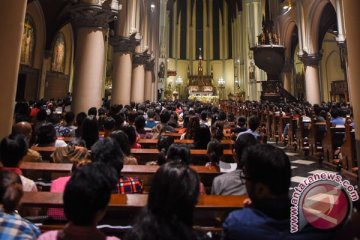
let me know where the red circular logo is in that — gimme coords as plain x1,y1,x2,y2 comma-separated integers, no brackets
301,183,349,230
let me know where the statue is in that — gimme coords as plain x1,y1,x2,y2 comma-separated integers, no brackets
249,62,255,79
158,62,165,78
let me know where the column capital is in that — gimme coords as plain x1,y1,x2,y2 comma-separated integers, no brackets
70,3,117,29
110,33,141,54
133,50,151,66
145,59,155,71
299,52,322,66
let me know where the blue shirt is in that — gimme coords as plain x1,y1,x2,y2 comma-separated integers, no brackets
223,207,334,240
145,120,157,129
0,211,40,240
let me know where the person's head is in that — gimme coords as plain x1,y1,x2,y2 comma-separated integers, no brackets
36,123,57,146
135,115,146,133
127,111,138,125
120,125,137,146
218,111,227,121
248,115,260,131
63,163,117,226
234,133,259,167
237,116,247,127
80,116,99,149
109,130,131,155
157,136,174,165
227,113,235,122
211,121,224,141
76,112,87,127
87,107,97,117
36,109,47,122
166,144,190,164
147,162,199,226
103,117,116,132
207,140,223,164
241,144,291,203
0,171,23,213
13,121,32,142
65,111,75,125
160,110,171,124
91,138,124,176
0,134,28,167
200,110,207,122
194,124,211,149
147,109,155,120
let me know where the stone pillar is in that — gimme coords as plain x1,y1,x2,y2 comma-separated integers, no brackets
335,0,345,43
282,63,293,93
131,52,148,103
0,0,27,138
110,35,140,105
144,60,154,102
70,3,116,114
342,0,360,185
301,54,321,105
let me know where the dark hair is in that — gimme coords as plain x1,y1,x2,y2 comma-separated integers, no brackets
36,109,47,122
235,133,259,167
127,111,138,124
241,144,291,195
237,116,246,127
75,112,87,137
109,130,131,155
87,107,97,117
160,110,171,124
194,124,211,149
0,171,23,213
207,140,223,164
135,115,146,134
64,111,75,124
218,111,227,121
248,115,260,131
120,125,137,146
157,136,174,165
103,117,116,131
211,121,224,141
91,138,124,175
36,123,56,145
147,109,155,119
80,116,99,149
200,110,207,121
166,144,190,164
125,162,199,240
185,116,200,139
0,135,28,167
63,163,117,226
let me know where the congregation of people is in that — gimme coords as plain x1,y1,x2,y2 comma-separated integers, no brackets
0,98,358,240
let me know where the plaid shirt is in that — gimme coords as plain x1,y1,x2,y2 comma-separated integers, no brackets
115,176,143,194
0,211,40,240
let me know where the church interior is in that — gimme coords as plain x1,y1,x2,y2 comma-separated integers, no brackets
1,0,360,239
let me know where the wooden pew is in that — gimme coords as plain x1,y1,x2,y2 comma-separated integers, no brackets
322,117,345,165
307,119,326,160
20,192,247,227
288,117,298,150
278,116,290,145
20,162,221,193
296,116,311,155
341,117,357,175
138,139,234,149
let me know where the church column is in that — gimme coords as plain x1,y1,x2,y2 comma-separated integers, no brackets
131,52,148,103
0,0,27,138
282,63,292,93
301,54,321,104
70,3,116,114
110,35,139,105
144,60,154,101
342,0,360,184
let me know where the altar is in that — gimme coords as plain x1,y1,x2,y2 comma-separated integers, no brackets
187,48,215,97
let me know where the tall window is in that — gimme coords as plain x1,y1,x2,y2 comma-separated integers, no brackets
51,33,66,73
20,14,35,66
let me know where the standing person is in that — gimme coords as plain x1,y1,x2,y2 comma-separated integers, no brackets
0,171,40,239
125,162,201,240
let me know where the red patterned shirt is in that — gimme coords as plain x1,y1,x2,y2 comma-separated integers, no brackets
115,176,143,194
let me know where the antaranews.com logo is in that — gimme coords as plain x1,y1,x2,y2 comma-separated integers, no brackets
290,172,359,233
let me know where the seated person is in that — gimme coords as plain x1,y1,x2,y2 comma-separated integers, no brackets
330,107,346,126
211,121,224,141
36,123,67,148
237,115,260,140
38,163,120,240
0,134,37,192
206,140,223,169
193,124,211,149
12,121,42,162
78,116,99,149
233,116,247,134
109,130,138,165
103,117,116,138
125,162,200,240
222,144,334,239
91,138,143,193
135,115,153,139
212,133,258,195
0,171,40,239
121,125,142,149
154,110,175,133
145,109,157,129
147,135,174,166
